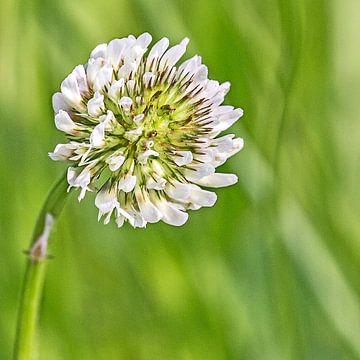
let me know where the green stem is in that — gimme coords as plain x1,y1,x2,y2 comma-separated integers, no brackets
13,172,69,360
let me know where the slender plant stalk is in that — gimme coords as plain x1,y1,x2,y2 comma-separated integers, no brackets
13,172,69,360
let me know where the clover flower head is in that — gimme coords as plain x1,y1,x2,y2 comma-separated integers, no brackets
50,33,244,228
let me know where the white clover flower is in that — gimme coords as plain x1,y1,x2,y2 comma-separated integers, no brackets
49,33,244,228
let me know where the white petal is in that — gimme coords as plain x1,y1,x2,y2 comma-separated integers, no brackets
90,43,107,59
55,110,77,134
156,200,188,226
123,34,151,65
126,79,136,95
136,32,152,49
118,62,137,79
95,182,119,220
86,58,103,87
93,64,113,92
48,143,76,161
60,65,89,110
133,216,147,228
75,168,91,188
211,152,228,167
76,145,94,166
125,206,146,228
172,151,193,166
152,160,166,177
99,110,116,130
137,149,159,164
159,37,189,69
90,122,106,147
165,181,192,200
52,92,70,114
177,55,202,80
116,205,134,223
211,134,235,152
202,80,220,99
184,163,215,181
106,153,126,172
73,65,89,94
118,174,137,192
115,215,125,228
108,79,125,102
78,187,88,202
227,138,244,157
214,108,244,133
60,73,82,109
184,65,209,101
143,72,155,87
119,96,133,111
219,81,231,95
67,167,78,187
146,37,169,70
193,65,208,83
193,149,214,163
127,34,136,43
135,191,162,223
106,38,127,69
189,186,217,207
67,166,92,201
124,46,146,64
194,173,238,188
87,91,104,117
146,175,166,190
213,105,234,116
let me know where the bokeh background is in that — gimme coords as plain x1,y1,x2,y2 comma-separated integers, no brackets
1,0,360,359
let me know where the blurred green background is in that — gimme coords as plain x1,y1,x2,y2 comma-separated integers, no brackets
1,0,360,359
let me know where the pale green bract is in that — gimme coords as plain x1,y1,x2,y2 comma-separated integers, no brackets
49,33,244,228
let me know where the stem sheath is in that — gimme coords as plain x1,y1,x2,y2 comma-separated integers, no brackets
13,172,69,360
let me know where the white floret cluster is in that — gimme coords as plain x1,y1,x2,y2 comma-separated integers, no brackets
50,33,244,228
